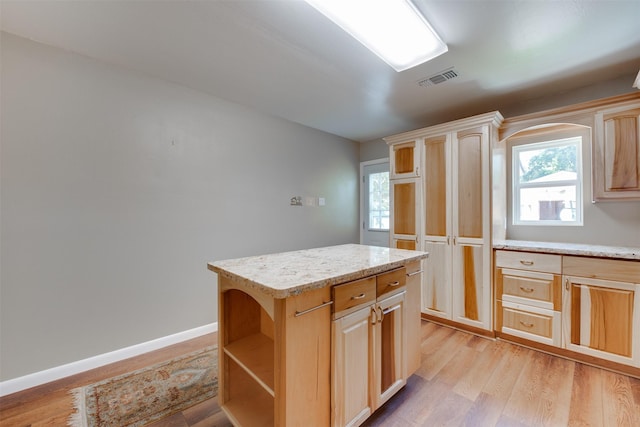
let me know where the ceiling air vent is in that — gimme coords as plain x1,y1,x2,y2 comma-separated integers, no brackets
418,68,459,87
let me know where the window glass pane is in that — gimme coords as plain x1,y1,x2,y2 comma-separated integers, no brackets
512,136,582,226
369,172,389,230
517,145,577,183
518,185,577,222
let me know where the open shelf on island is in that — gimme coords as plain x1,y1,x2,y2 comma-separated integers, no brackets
224,356,275,427
224,332,275,395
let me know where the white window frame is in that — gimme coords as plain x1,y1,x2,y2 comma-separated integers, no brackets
512,137,583,226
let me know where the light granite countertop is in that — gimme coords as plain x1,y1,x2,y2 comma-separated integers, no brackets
208,244,429,299
493,240,640,261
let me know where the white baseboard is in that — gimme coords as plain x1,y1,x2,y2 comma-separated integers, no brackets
0,322,218,397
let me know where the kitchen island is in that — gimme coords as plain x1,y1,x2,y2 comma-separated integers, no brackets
208,244,428,427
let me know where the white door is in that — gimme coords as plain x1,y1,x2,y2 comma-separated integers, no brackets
361,159,390,247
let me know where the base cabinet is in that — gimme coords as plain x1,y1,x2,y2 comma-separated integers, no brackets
495,250,640,372
331,269,410,427
218,280,331,427
562,256,640,367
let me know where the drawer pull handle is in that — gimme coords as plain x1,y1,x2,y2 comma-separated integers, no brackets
520,260,534,266
519,286,535,293
351,293,366,300
388,281,401,287
294,301,333,317
519,321,534,328
407,270,424,277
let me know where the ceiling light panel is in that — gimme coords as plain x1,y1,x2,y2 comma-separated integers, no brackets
305,0,448,72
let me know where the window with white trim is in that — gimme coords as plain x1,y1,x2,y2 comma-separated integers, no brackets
512,137,583,225
368,171,389,230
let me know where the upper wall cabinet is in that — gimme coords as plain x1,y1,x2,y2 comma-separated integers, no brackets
593,102,640,201
390,140,421,179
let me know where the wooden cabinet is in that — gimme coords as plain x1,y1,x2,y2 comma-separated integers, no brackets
390,140,420,179
390,177,421,251
495,250,562,346
211,245,427,427
331,268,409,427
386,112,503,333
494,249,640,372
219,279,331,427
593,102,640,201
423,115,501,331
562,256,640,367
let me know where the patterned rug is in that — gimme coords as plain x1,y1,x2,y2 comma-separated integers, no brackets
68,345,218,426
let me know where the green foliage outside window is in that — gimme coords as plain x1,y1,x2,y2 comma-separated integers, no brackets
520,145,577,182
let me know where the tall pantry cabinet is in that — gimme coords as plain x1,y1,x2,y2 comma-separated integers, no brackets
385,112,505,332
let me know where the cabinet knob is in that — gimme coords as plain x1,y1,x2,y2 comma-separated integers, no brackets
519,321,534,328
388,281,401,287
520,260,534,266
519,286,535,293
351,293,366,300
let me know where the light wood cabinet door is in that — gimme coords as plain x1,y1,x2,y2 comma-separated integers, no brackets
331,306,373,427
390,178,421,248
563,276,640,367
390,140,420,179
371,291,406,410
593,104,640,201
452,243,488,326
422,240,451,318
422,134,452,320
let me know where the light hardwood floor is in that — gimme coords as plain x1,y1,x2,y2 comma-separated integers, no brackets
2,321,639,426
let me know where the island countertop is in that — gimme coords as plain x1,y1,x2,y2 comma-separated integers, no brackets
208,243,429,299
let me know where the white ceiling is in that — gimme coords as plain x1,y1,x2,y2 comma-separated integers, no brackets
2,0,640,142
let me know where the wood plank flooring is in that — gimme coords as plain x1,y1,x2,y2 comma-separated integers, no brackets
2,321,640,426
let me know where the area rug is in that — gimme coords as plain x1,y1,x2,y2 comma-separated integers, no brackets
68,345,218,427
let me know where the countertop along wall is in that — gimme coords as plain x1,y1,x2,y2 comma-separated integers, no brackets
0,33,360,381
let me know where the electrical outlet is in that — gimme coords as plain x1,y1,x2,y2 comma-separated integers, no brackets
290,196,302,206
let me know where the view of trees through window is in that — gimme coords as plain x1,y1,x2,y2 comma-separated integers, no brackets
520,145,577,182
513,137,582,225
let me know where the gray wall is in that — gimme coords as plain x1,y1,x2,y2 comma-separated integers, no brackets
359,138,389,163
1,33,359,380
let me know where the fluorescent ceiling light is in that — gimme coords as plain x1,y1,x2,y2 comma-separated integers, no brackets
305,0,448,72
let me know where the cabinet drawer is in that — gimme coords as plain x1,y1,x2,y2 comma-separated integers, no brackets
495,250,561,274
563,256,640,283
333,277,376,319
501,269,556,306
376,267,406,298
503,305,553,339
